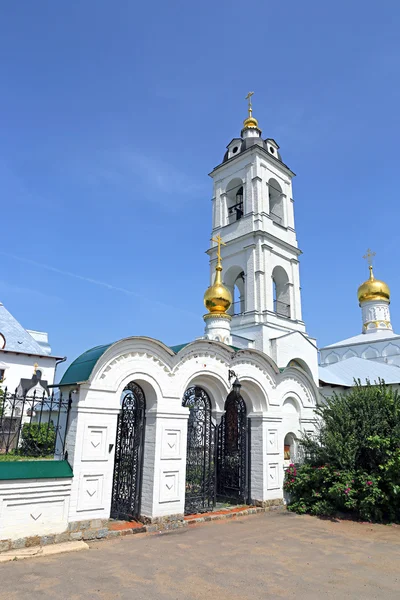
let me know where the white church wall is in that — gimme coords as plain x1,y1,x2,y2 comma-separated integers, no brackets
320,336,400,367
0,352,57,391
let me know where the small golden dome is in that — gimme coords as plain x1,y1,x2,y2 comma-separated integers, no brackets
358,266,390,304
204,265,232,313
243,115,259,129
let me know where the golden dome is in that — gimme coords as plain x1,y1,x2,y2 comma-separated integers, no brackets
204,265,232,314
243,115,259,129
358,266,390,304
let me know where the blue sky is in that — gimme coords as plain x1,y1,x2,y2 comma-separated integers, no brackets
1,1,400,378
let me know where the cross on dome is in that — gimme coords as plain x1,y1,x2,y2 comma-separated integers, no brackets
211,234,226,265
243,91,259,130
363,248,376,268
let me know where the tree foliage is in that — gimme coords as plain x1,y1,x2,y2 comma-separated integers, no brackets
285,381,400,522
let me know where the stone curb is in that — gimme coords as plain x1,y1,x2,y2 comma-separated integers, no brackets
0,504,286,555
0,541,88,563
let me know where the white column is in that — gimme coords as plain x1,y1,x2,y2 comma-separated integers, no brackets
248,414,265,503
65,386,120,523
141,407,189,520
265,416,284,502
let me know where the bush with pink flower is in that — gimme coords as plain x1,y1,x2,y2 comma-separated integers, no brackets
284,380,400,522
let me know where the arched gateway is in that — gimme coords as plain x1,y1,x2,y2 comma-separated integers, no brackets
182,383,250,515
111,381,146,520
182,386,216,515
217,390,249,504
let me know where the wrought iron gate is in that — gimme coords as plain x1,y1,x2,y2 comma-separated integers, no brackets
182,386,216,515
111,382,145,520
217,391,248,503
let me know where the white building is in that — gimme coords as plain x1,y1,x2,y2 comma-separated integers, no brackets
0,300,64,393
319,253,400,395
58,97,319,523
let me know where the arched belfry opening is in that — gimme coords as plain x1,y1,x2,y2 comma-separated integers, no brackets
232,271,245,315
111,381,146,521
225,266,246,315
217,385,249,504
226,178,244,224
182,386,216,515
268,178,284,225
272,265,291,318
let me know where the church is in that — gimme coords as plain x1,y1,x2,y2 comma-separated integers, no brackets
58,95,319,523
319,250,400,396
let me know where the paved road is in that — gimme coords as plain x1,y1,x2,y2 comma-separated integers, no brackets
1,511,399,599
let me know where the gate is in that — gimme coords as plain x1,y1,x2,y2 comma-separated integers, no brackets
182,386,216,515
217,391,248,503
111,382,146,520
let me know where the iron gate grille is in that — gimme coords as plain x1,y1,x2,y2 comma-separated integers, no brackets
182,386,216,515
111,382,145,521
217,391,248,503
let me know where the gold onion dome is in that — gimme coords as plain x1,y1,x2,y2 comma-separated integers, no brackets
358,266,390,304
204,264,232,314
243,91,259,129
204,235,232,315
243,115,259,129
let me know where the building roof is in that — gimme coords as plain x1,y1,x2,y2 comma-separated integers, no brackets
319,356,400,387
59,340,241,387
0,303,53,356
321,330,400,350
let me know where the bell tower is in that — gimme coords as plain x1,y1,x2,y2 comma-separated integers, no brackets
207,94,318,377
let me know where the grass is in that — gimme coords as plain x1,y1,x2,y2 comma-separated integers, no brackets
0,455,54,462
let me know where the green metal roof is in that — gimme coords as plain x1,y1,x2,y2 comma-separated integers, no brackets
59,340,240,387
169,343,190,354
59,343,112,386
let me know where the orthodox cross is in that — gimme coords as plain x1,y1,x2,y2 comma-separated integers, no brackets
363,248,376,267
211,234,226,263
245,91,254,116
33,363,38,374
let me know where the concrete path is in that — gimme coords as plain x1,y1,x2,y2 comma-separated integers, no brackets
0,511,399,599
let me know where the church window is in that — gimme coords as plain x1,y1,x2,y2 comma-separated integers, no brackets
272,266,290,318
268,178,284,225
0,369,4,382
284,433,297,462
232,146,239,154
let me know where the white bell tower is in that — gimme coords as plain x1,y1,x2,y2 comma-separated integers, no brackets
207,94,318,380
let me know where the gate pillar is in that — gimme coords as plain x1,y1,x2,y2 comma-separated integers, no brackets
249,414,284,505
63,385,121,524
140,405,189,521
248,413,266,503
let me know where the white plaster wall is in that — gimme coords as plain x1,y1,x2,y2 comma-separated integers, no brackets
0,478,72,541
0,351,57,392
320,335,400,367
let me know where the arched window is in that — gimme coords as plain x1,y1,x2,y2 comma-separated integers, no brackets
284,433,297,462
232,271,245,315
226,179,244,223
225,266,246,316
268,178,284,225
272,266,290,318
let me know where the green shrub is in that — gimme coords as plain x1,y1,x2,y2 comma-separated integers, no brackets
19,422,56,457
285,381,400,522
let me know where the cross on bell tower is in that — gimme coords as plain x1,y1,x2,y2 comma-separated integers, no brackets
206,93,317,376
